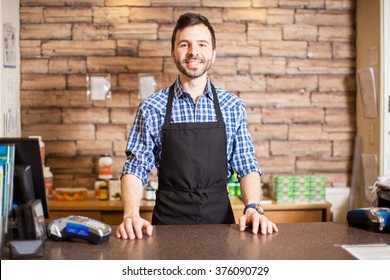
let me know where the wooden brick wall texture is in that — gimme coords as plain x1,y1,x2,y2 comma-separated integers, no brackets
19,0,356,190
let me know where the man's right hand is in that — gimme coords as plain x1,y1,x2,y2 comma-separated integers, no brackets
116,215,153,240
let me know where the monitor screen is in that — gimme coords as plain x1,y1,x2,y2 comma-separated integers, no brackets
0,138,49,219
13,165,36,206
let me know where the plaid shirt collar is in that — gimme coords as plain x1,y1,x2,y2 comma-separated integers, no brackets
173,76,214,101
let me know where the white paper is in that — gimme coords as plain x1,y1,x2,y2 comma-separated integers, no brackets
139,76,157,101
3,23,16,68
89,75,111,101
357,67,378,118
341,244,390,260
4,74,17,107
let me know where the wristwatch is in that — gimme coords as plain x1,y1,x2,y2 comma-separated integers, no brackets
244,203,264,215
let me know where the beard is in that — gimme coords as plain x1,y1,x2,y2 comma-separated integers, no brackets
174,54,213,79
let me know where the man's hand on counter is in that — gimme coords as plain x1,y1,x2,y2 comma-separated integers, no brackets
239,209,279,235
116,211,278,240
116,215,153,240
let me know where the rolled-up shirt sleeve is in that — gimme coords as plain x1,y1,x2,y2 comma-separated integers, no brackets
121,104,155,185
231,103,263,180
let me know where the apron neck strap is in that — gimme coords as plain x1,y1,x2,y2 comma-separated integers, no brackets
164,82,224,127
211,84,224,126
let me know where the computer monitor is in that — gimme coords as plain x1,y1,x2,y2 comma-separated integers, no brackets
0,138,49,219
13,165,36,206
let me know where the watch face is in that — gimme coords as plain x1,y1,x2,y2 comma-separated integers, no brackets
256,204,264,215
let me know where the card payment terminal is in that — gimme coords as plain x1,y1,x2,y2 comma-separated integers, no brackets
47,215,112,244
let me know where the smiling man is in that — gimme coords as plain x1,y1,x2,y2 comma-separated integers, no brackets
116,12,278,240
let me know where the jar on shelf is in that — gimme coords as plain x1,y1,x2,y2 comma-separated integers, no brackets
143,181,157,201
95,179,109,201
98,154,113,180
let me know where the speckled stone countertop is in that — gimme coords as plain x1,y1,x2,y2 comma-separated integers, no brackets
28,222,389,260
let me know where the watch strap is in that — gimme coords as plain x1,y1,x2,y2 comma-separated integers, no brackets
243,203,257,214
244,203,264,215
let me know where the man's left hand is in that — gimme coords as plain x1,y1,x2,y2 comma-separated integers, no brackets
239,208,279,235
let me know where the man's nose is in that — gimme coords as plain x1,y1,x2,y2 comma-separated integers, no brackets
188,45,199,56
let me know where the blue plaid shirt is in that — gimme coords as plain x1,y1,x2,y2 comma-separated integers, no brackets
122,77,263,185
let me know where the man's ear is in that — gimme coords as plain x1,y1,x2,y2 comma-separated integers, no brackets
212,48,216,64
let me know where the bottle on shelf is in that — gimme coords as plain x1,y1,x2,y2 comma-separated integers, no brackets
227,170,240,197
44,166,53,198
98,154,113,180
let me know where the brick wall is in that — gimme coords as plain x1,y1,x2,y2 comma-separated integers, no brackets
20,0,356,190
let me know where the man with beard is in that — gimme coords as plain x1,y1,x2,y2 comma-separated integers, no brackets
116,13,278,240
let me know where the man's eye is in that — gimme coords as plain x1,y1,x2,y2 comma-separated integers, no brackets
179,43,188,48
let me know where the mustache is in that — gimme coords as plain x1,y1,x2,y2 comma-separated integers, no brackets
183,54,203,63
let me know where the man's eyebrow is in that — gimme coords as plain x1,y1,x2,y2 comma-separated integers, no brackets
177,39,210,45
197,40,210,44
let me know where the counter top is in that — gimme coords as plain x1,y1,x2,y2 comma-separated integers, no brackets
39,222,389,260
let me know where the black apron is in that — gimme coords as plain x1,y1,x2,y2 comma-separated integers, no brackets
152,83,235,225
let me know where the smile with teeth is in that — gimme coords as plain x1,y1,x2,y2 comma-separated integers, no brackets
185,60,202,68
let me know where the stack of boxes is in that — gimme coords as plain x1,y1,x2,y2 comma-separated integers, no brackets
309,176,327,202
271,175,326,203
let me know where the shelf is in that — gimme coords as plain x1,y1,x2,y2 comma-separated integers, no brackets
47,197,331,224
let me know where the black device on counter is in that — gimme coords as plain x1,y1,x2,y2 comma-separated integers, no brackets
47,215,112,245
8,240,44,259
347,207,390,232
8,199,46,259
14,199,46,240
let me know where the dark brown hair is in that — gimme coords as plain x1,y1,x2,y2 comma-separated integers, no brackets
171,12,216,50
